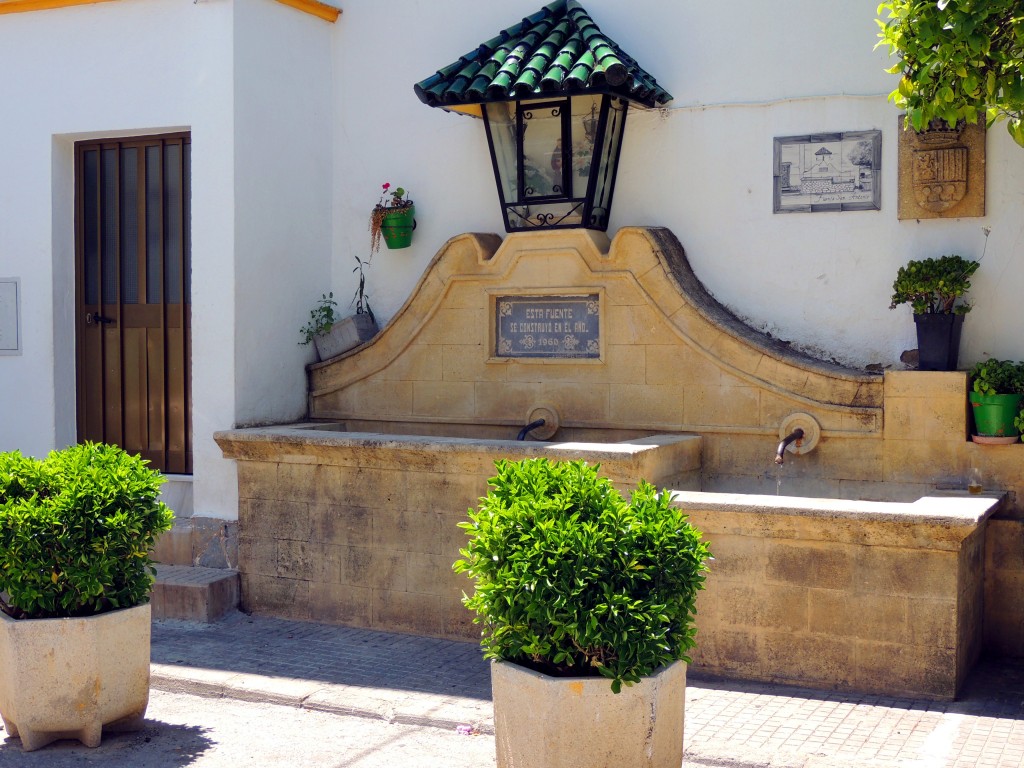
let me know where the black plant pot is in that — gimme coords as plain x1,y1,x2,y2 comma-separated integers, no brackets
914,313,964,371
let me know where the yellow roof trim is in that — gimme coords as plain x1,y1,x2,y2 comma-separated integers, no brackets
449,104,483,118
0,0,341,22
0,0,119,14
274,0,340,23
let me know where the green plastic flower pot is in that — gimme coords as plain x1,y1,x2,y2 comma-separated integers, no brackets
969,391,1023,438
381,204,415,249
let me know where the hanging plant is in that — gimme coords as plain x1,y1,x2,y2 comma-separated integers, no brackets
369,182,415,252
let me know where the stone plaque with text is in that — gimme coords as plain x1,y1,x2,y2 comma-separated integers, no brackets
495,294,599,359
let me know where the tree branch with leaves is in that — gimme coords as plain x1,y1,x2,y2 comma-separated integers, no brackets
876,0,1024,147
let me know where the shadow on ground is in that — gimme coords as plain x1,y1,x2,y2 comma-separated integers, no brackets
154,611,1024,717
152,612,493,701
689,654,1024,720
0,721,212,767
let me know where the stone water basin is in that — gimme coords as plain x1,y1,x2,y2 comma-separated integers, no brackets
215,422,1001,699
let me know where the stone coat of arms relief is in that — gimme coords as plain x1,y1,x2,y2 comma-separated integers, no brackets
898,116,985,219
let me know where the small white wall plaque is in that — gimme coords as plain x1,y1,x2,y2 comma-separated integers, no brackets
0,278,22,355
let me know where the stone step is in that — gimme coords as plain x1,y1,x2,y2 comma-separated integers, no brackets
152,564,239,623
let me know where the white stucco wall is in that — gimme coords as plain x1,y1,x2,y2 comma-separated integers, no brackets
233,0,334,427
0,0,336,520
332,0,1024,369
0,0,242,516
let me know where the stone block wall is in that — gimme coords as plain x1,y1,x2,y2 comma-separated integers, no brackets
218,427,701,640
235,456,486,638
682,493,998,699
986,519,1024,656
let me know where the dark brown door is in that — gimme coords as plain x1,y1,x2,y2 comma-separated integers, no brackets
75,134,192,474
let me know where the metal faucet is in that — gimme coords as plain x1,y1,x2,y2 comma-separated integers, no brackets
774,428,805,465
516,418,546,441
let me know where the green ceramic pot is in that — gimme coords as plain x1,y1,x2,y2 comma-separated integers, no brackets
969,391,1023,438
380,204,415,249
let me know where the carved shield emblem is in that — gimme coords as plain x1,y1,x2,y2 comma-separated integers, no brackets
912,147,967,212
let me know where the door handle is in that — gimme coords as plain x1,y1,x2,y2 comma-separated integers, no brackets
86,313,115,325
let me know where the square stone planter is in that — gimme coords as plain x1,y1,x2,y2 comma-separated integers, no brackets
313,313,379,361
491,659,686,768
0,603,151,751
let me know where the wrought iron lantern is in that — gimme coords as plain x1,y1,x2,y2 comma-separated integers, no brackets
414,0,672,234
482,94,627,231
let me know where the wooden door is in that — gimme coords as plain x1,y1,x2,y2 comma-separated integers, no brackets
75,134,192,474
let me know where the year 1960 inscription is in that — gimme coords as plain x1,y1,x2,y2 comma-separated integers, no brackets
495,295,599,358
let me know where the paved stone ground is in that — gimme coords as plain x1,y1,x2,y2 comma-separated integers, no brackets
9,611,1022,766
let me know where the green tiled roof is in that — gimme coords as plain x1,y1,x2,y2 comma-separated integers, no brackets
414,0,672,114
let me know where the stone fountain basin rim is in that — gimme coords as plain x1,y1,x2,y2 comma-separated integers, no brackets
214,423,698,462
671,489,1003,531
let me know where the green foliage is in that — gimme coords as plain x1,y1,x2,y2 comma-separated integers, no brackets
352,256,375,324
454,458,711,693
1014,407,1024,434
969,358,1024,395
299,292,338,345
889,254,979,315
876,0,1024,147
0,443,174,620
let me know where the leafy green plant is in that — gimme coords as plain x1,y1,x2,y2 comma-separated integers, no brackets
889,255,979,315
876,0,1024,147
0,443,174,620
299,292,338,345
1014,407,1024,434
454,458,711,693
969,358,1024,395
352,255,375,324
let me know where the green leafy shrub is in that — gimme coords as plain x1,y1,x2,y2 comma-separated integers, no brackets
876,0,1024,147
1014,407,1024,434
0,443,174,620
969,358,1024,396
454,458,711,693
889,255,979,315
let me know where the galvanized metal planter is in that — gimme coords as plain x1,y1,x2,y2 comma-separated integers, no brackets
313,313,379,361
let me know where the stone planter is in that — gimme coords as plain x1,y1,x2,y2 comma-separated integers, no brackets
0,603,151,751
491,659,686,768
313,313,379,361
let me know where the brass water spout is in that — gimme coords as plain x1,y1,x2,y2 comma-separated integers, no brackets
774,428,805,465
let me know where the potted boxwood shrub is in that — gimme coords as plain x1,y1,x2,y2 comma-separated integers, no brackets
369,182,415,252
890,254,980,371
454,458,711,768
968,358,1024,443
0,443,174,751
298,260,379,362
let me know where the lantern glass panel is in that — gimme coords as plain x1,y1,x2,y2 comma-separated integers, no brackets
569,95,601,196
521,101,565,199
484,101,517,204
590,97,628,230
